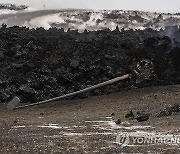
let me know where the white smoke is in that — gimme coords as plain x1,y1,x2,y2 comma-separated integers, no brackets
0,8,180,32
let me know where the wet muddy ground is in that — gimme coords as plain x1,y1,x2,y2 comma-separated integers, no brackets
0,85,180,153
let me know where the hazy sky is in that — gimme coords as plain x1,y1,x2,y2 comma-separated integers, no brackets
0,0,180,13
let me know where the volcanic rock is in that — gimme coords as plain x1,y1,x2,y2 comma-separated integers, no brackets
70,59,80,68
0,26,179,103
156,109,172,117
111,113,115,116
136,112,150,122
125,110,135,120
0,92,11,101
115,119,121,124
0,51,4,59
169,103,180,113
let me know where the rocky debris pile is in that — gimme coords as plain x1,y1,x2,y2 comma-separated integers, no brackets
0,26,180,103
124,110,150,122
113,103,180,124
156,103,180,117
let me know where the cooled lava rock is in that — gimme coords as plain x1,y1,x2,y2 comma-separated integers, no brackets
169,103,180,113
0,25,179,103
156,109,172,117
115,119,121,124
136,112,150,122
111,113,115,116
125,110,135,120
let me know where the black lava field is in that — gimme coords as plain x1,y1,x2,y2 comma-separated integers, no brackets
0,25,180,103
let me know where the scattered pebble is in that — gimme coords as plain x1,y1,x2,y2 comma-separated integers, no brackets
125,110,134,120
111,113,115,116
13,120,18,124
115,119,121,124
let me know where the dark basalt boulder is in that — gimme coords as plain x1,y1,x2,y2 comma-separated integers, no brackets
136,112,150,122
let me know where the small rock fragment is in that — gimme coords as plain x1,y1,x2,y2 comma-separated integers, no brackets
70,59,79,68
156,109,172,117
13,120,18,124
125,110,134,119
154,94,158,99
111,113,115,116
136,112,150,122
169,103,180,113
115,119,121,124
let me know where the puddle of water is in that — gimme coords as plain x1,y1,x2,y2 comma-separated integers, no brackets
37,124,62,129
37,124,71,129
37,125,62,129
44,132,114,137
38,116,44,119
63,132,114,136
72,125,86,128
125,126,154,130
105,117,112,119
107,120,154,130
85,120,112,123
12,126,26,128
88,119,154,131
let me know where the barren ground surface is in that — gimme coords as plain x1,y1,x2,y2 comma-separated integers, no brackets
0,85,180,154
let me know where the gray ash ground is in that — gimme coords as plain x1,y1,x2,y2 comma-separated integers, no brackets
0,85,179,153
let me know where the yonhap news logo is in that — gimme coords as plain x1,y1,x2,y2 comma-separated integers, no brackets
116,132,180,148
115,133,130,147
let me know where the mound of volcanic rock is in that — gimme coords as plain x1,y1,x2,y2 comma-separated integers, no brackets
0,25,179,103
